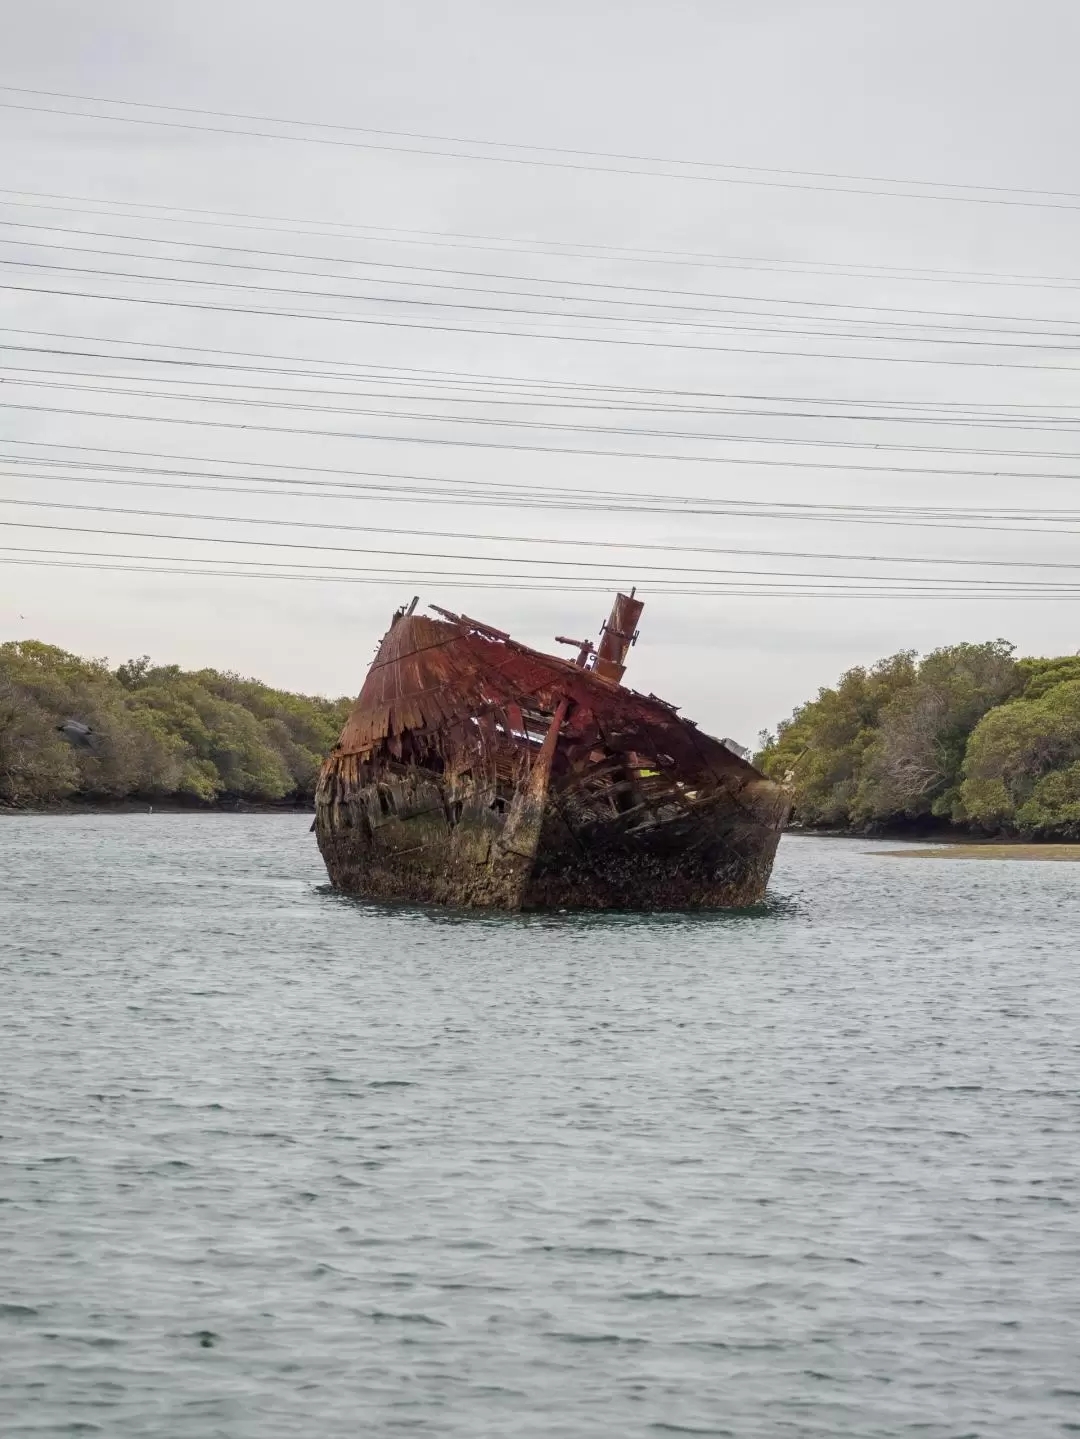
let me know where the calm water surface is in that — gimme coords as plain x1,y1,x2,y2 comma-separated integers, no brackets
2,818,1078,1437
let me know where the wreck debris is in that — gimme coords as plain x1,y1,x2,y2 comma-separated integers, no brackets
315,592,791,910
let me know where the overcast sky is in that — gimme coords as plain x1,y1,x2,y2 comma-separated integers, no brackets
3,0,1080,744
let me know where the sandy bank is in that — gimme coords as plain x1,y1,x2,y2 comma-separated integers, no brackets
882,844,1080,862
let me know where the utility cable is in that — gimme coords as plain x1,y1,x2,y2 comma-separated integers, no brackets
4,87,1080,211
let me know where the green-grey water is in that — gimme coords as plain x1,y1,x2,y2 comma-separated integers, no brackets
2,817,1078,1437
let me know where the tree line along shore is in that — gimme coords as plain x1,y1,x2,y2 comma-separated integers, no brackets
0,640,352,810
756,641,1080,840
3,636,1079,836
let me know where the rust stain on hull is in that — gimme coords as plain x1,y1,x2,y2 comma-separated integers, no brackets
315,595,790,910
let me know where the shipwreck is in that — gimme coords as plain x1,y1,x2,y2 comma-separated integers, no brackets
315,593,790,910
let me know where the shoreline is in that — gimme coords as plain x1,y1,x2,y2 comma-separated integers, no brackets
2,810,1072,842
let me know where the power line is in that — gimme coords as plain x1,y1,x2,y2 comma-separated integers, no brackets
5,548,1073,598
9,83,1078,198
14,252,1080,349
16,342,1080,430
8,344,1080,436
4,518,1077,590
5,86,1080,211
12,363,1080,466
9,458,1080,538
9,397,1080,483
6,187,1080,293
10,278,1080,371
3,494,1078,572
12,439,1080,525
8,460,1080,540
6,219,1080,334
10,326,1080,420
8,351,1080,434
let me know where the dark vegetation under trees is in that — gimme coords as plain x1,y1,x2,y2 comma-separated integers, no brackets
0,640,352,809
756,641,1080,839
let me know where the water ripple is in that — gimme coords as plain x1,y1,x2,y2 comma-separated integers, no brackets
2,819,1078,1437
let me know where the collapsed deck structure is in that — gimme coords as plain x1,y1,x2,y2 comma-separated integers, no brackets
315,594,790,910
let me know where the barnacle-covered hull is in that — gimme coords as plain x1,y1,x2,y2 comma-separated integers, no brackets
316,603,789,911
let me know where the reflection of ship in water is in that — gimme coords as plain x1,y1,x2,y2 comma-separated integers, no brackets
315,592,790,910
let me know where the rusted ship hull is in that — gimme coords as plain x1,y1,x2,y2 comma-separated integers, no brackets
316,599,789,911
318,764,786,910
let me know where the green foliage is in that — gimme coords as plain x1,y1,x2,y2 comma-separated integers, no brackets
960,678,1080,836
0,639,352,809
1016,654,1080,701
853,640,1019,821
756,650,918,825
0,675,80,805
760,640,1080,837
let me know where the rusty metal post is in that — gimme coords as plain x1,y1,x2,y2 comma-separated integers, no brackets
555,636,596,668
